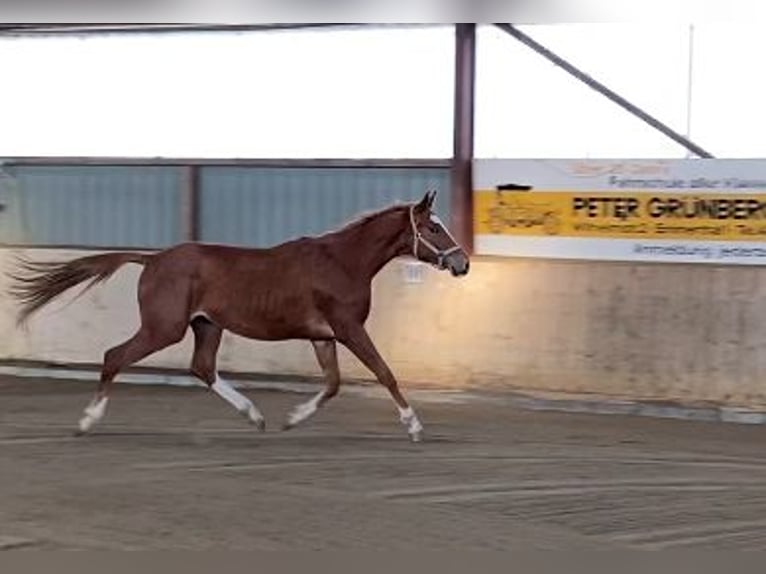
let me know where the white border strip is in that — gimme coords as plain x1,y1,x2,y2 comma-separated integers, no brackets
476,235,766,265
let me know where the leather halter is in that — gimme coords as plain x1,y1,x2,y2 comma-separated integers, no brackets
409,205,463,269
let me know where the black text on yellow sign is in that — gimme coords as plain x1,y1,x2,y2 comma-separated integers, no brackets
474,190,766,241
572,196,766,220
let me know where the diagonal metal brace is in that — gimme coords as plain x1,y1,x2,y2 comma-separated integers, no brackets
495,23,714,159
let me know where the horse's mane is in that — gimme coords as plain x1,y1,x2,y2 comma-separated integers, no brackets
326,201,411,236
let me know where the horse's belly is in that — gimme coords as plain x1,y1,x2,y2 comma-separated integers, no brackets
227,319,335,341
202,306,335,341
193,280,335,340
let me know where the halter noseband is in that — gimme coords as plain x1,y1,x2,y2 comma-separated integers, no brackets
409,205,463,269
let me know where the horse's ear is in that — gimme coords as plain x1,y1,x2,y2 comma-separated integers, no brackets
427,189,437,208
415,189,437,212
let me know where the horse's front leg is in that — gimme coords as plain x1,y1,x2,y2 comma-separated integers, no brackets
330,319,423,442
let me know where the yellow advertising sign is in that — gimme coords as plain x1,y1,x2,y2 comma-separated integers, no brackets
474,190,766,242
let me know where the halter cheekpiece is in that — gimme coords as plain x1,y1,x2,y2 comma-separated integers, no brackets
409,205,462,269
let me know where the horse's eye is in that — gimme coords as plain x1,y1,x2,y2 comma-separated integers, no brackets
428,224,440,233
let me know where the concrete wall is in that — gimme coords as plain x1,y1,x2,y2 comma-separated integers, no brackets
3,248,766,409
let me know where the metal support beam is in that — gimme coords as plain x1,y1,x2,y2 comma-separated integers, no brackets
0,24,351,36
452,23,477,254
180,165,200,242
1,157,450,169
495,23,715,159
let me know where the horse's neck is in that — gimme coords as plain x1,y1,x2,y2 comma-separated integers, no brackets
332,212,409,280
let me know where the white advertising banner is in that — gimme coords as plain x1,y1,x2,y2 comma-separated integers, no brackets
474,158,766,265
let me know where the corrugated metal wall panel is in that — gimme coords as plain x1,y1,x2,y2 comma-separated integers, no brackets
0,165,181,248
199,167,451,247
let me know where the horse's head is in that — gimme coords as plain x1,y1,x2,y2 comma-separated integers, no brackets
408,190,470,277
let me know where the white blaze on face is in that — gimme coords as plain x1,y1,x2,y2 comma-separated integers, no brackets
428,213,461,249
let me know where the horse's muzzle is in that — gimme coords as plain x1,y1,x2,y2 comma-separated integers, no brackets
447,255,470,277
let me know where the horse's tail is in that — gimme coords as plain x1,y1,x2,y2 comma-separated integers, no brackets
7,252,151,327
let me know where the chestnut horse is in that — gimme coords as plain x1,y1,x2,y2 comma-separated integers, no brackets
9,190,469,441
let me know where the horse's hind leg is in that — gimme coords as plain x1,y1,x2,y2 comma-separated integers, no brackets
283,340,340,430
190,316,265,431
77,276,191,436
77,324,187,435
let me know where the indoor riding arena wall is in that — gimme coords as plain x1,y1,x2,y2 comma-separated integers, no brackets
3,249,766,410
2,159,766,410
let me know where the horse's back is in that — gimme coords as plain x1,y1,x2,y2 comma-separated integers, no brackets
149,241,296,270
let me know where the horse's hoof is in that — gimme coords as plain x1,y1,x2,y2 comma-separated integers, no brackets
75,418,93,437
410,431,423,443
250,417,266,432
240,406,266,431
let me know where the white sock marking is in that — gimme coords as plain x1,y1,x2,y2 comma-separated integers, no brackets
398,406,424,440
212,376,264,425
78,396,109,433
287,392,324,427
